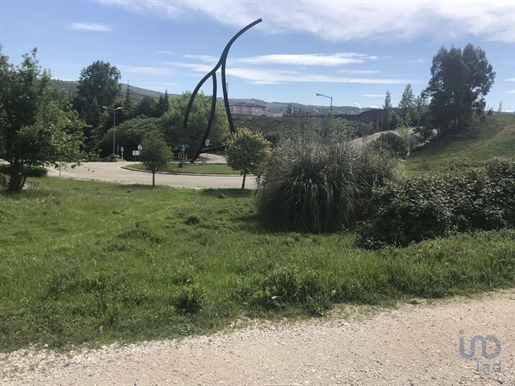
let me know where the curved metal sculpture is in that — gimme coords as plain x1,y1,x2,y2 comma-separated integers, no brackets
183,18,262,162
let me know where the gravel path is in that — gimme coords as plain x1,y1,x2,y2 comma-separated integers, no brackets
2,289,513,385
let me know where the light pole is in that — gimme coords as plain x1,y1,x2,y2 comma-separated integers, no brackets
102,106,122,155
316,93,333,115
316,93,333,138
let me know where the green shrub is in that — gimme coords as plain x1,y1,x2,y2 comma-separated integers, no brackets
0,164,48,177
372,132,408,157
255,138,397,233
358,158,515,248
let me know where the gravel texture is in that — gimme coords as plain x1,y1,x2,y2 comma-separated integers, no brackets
1,289,514,385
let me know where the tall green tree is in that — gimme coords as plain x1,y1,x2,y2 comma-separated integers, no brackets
74,60,121,120
425,44,495,135
0,49,84,192
382,91,393,131
398,84,415,124
225,127,272,189
140,130,172,187
162,92,229,151
157,90,170,116
414,92,429,126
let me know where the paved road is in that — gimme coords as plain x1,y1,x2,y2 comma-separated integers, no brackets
48,160,257,189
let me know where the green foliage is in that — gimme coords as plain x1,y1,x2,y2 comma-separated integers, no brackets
358,158,515,248
256,138,397,232
405,115,515,174
74,60,121,114
105,116,163,159
373,132,409,158
225,127,272,189
1,178,515,352
162,92,229,150
0,164,47,177
382,90,393,130
425,44,495,134
0,49,84,192
140,131,172,186
398,84,415,124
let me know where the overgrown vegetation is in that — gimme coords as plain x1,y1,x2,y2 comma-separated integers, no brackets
1,178,515,353
256,137,397,232
358,158,515,248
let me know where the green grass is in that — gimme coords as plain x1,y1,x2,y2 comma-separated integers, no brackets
128,162,240,174
1,177,514,353
404,115,515,174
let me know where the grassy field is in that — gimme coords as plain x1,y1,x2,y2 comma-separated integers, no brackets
1,176,515,353
129,162,240,174
404,115,515,174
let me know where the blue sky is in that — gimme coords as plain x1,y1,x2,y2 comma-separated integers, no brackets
1,0,514,110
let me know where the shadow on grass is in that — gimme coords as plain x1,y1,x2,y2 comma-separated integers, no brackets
201,188,254,199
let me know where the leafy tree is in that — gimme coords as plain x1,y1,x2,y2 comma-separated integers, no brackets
140,130,172,186
75,60,121,110
414,92,429,126
382,91,393,130
498,101,503,114
424,44,495,136
157,90,170,116
398,84,415,124
0,49,84,192
225,127,271,189
103,116,163,160
134,96,160,118
123,82,135,118
162,92,228,151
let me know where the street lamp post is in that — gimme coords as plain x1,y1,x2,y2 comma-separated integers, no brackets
102,106,123,155
316,93,333,138
316,93,333,114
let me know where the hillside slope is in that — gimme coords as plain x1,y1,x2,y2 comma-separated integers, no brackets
405,115,515,173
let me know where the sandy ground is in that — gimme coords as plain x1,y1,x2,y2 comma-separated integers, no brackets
1,289,513,385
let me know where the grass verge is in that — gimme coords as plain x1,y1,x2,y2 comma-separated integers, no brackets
0,177,514,352
128,162,240,174
404,115,515,174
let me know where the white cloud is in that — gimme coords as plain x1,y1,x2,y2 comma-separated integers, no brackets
370,105,379,109
353,102,362,109
507,78,515,82
119,65,175,76
339,69,380,75
408,59,426,64
165,60,415,85
361,94,385,98
68,22,112,32
97,0,515,43
234,53,377,66
508,90,515,94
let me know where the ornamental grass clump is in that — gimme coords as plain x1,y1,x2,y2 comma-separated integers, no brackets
255,137,397,233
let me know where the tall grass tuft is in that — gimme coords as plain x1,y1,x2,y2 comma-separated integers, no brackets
255,137,397,233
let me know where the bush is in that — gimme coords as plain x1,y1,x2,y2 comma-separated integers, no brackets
255,138,397,233
357,158,515,248
0,164,48,177
372,132,408,157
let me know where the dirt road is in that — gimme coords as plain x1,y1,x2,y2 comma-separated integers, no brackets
2,289,513,385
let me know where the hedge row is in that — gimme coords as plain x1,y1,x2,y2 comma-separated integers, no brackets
357,158,515,248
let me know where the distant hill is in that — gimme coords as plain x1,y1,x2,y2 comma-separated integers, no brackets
52,80,365,114
52,80,165,102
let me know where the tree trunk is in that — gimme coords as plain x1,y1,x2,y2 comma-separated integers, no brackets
8,163,25,192
152,171,156,187
241,172,246,190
